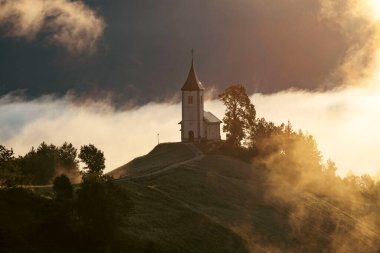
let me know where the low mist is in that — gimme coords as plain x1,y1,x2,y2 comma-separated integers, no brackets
1,83,380,177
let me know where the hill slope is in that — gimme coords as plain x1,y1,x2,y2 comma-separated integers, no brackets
109,143,380,253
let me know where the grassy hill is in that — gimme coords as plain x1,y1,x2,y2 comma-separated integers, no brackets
1,142,379,252
108,142,380,253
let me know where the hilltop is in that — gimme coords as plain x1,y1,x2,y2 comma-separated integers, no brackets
1,142,379,252
107,142,380,253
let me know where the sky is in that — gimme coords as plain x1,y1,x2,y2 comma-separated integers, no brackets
1,0,380,176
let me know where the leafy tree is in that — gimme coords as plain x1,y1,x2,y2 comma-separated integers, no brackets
20,143,58,184
0,145,14,163
79,144,105,175
219,85,256,148
53,174,74,201
248,117,281,157
19,142,80,185
0,145,21,186
76,174,131,252
324,159,337,176
77,144,131,251
58,142,78,171
57,142,80,183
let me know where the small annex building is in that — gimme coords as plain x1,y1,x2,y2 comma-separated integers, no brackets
179,56,222,142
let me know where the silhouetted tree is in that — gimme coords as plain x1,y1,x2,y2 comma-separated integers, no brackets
79,144,105,175
248,117,281,157
0,145,14,163
58,142,78,170
20,143,58,185
219,85,256,148
77,144,132,251
76,174,131,252
53,174,74,201
0,145,20,186
19,142,80,185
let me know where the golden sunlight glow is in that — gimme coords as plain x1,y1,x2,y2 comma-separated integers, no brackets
368,0,380,20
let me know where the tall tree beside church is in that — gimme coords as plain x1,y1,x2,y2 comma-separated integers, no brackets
219,85,256,148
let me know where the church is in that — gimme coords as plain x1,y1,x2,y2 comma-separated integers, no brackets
179,56,222,142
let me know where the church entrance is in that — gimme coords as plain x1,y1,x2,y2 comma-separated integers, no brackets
188,131,194,142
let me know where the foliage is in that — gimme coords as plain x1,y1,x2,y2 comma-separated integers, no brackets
0,142,132,253
20,143,58,185
0,145,14,163
219,84,256,148
57,142,79,172
0,142,80,186
79,144,105,175
53,174,74,201
217,85,380,252
0,145,21,186
77,174,132,251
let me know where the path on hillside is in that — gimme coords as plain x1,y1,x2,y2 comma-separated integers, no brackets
115,143,204,182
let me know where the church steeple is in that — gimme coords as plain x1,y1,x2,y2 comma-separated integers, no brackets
181,50,205,91
180,50,221,142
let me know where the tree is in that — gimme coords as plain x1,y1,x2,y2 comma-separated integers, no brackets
20,143,58,185
0,145,14,163
57,142,80,183
58,142,78,171
219,85,256,148
248,117,282,157
0,145,21,186
79,144,105,175
53,174,74,201
324,159,337,177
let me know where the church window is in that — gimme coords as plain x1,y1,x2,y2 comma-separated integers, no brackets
188,96,193,104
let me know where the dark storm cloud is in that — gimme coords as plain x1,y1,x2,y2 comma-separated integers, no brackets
0,0,105,53
0,0,376,105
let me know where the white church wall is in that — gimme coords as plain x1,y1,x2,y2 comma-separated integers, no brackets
182,90,204,141
205,123,221,140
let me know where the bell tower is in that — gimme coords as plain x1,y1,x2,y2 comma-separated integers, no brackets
181,51,205,142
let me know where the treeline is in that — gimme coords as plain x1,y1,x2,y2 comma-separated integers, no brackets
218,85,380,252
0,142,82,186
0,144,133,253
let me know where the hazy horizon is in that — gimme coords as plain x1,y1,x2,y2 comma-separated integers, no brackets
2,84,380,177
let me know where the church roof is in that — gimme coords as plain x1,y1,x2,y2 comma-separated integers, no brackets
179,111,222,125
181,59,205,91
203,111,222,124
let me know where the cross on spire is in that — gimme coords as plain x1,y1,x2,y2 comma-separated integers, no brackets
181,48,204,91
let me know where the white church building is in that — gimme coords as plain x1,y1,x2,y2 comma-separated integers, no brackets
179,56,222,142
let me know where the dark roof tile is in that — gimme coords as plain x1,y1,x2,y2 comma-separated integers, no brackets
181,60,205,91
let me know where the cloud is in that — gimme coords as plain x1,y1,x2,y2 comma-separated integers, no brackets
319,0,380,86
252,87,380,177
0,95,182,172
2,0,380,102
1,0,380,176
0,0,105,53
1,84,380,177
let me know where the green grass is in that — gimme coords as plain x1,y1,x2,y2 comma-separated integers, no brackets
111,143,380,252
2,142,380,252
108,143,195,179
118,181,248,253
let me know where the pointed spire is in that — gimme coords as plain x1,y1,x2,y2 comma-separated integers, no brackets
181,49,205,91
